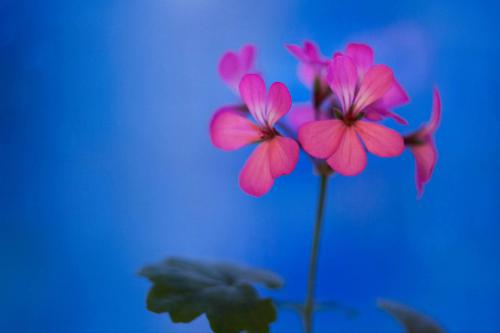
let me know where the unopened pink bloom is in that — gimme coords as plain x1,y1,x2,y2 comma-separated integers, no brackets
339,43,410,125
210,74,299,196
218,44,257,93
298,54,404,176
286,41,329,87
405,88,442,197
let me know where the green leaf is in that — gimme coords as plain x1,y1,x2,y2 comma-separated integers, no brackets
377,298,445,333
139,257,283,333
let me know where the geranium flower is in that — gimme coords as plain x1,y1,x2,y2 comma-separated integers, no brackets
286,40,330,88
218,44,257,93
404,89,442,197
340,43,410,124
298,54,404,176
286,43,409,136
210,74,299,196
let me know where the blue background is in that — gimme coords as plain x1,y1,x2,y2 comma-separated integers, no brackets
1,0,499,332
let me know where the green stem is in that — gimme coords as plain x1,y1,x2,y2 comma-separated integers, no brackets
303,173,329,333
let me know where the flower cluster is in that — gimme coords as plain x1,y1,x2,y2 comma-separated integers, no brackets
210,42,441,197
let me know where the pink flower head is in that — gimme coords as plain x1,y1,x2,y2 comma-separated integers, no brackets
405,88,442,197
286,40,330,87
210,74,299,196
338,43,410,125
218,44,257,93
298,53,405,176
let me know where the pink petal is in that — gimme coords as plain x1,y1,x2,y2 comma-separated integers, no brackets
286,44,308,62
298,120,346,159
383,110,408,125
298,62,316,87
426,88,442,135
218,52,240,91
287,41,327,88
298,63,328,88
266,82,292,126
209,107,262,150
355,120,404,157
268,136,299,178
364,107,408,125
327,55,358,113
239,142,274,197
286,40,323,63
375,79,410,109
353,65,394,114
239,74,267,126
303,40,322,61
286,103,316,132
411,141,437,197
345,43,374,78
239,44,256,72
218,45,257,93
411,88,442,140
326,127,367,176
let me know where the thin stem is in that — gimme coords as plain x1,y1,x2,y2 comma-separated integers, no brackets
303,173,329,333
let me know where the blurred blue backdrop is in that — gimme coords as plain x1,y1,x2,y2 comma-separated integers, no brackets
1,0,499,332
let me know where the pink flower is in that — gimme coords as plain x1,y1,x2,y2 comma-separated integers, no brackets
218,44,257,93
286,41,329,87
298,54,404,176
405,88,442,197
286,43,410,134
338,43,410,125
210,74,299,197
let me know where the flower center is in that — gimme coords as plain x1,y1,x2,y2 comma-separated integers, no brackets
260,127,278,141
341,111,363,127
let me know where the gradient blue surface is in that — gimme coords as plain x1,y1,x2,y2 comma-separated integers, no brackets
1,0,499,332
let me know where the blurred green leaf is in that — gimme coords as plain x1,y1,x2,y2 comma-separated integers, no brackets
139,257,283,333
377,298,445,333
